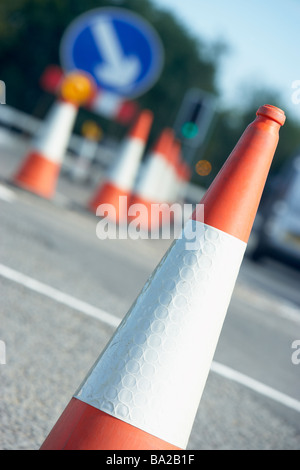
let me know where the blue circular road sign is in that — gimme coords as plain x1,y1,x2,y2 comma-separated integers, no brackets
60,8,164,98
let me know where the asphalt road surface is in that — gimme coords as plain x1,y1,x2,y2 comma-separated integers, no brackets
0,148,300,450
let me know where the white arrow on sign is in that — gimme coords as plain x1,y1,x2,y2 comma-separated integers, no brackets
92,19,141,90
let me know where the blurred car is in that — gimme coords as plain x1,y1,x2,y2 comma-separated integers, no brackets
250,155,300,268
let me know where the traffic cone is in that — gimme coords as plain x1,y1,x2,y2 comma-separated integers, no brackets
155,139,183,234
40,104,285,450
159,139,182,204
129,127,175,232
13,71,95,199
88,109,153,224
176,160,192,204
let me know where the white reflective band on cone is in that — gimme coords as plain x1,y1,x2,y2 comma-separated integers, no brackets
134,153,169,202
107,137,146,192
75,219,246,449
33,101,77,163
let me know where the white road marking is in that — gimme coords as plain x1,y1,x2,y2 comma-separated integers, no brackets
236,283,300,325
0,262,300,413
0,263,120,329
211,361,300,413
0,184,16,202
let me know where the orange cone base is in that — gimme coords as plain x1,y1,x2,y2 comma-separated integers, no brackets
40,397,181,450
88,181,130,225
13,151,60,199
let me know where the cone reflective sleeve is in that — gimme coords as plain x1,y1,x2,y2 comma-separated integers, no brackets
107,113,153,192
132,128,175,204
40,105,285,450
30,101,77,164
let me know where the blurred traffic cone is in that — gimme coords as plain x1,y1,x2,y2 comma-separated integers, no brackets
40,104,285,450
13,71,95,199
155,139,183,233
175,160,192,205
129,128,175,232
88,109,153,224
160,139,182,204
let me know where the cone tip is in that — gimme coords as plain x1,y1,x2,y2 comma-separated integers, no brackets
257,104,286,126
129,109,154,140
153,128,174,156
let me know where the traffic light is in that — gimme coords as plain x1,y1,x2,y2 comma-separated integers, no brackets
181,100,203,139
174,88,216,148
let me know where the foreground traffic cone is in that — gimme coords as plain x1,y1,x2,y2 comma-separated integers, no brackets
88,109,153,224
40,105,285,450
13,71,95,199
129,127,175,232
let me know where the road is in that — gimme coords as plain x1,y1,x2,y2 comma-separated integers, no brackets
0,145,300,450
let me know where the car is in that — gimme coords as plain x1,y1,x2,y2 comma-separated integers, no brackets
250,154,300,269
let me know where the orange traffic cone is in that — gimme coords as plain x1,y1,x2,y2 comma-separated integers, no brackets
129,128,175,232
158,139,182,204
177,160,192,203
154,139,183,232
40,104,285,450
13,71,95,199
88,109,153,224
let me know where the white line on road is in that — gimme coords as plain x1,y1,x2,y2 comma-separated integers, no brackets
0,184,16,202
211,361,300,413
236,283,300,325
0,262,300,414
0,263,120,329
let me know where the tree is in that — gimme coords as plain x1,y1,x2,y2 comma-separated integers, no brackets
2,0,297,190
0,0,222,146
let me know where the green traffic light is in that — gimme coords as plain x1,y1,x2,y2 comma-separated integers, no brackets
181,121,199,139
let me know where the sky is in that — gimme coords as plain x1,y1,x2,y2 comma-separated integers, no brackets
151,0,300,121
